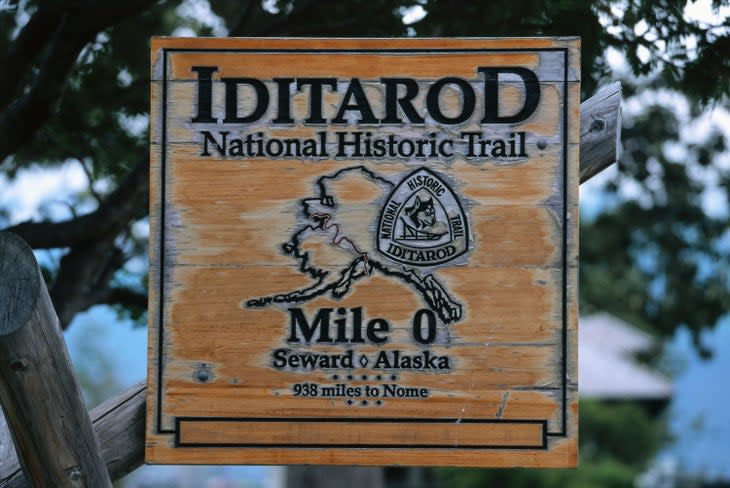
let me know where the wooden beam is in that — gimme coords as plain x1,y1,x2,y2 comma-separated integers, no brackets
0,83,621,486
0,232,113,488
0,383,145,488
579,81,622,183
88,382,146,481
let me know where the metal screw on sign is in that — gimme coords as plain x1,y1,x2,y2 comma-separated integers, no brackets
194,364,213,383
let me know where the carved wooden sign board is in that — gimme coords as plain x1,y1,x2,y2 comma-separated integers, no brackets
147,37,579,467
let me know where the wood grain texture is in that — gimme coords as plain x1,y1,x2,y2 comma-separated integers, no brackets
0,83,614,483
0,233,39,336
149,37,581,81
0,382,145,488
0,410,19,485
0,232,112,488
178,419,545,447
148,37,579,467
579,81,621,182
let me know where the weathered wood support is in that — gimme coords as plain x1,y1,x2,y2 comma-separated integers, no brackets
579,81,622,182
0,82,621,486
0,232,113,488
0,383,145,488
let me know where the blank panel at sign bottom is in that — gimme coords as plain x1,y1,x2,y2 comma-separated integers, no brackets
176,419,547,449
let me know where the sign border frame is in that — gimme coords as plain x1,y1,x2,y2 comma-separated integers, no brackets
151,44,573,450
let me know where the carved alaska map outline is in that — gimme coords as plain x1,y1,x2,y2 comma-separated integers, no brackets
245,166,469,325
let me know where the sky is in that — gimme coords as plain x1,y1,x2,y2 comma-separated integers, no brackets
1,0,730,485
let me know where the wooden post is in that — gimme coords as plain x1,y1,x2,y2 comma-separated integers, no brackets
580,81,622,182
1,383,145,488
0,232,113,488
0,82,621,487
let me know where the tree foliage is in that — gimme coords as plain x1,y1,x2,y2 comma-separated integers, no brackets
1,2,728,487
0,0,728,351
581,93,730,354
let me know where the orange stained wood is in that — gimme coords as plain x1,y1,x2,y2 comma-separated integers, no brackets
147,37,579,467
167,52,541,80
177,419,546,448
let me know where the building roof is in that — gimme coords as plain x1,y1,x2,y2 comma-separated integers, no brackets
580,313,673,400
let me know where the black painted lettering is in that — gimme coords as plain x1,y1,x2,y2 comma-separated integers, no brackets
272,348,287,368
366,318,390,344
412,309,437,344
478,67,540,123
332,78,378,124
272,78,295,124
222,77,269,123
287,307,333,343
191,66,218,123
296,78,337,124
381,78,425,124
201,131,227,156
426,77,475,124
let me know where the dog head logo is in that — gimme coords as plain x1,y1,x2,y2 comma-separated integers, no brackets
405,196,437,229
377,167,469,266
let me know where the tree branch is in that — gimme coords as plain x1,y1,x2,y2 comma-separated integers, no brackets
3,153,149,329
49,234,124,328
77,158,103,203
0,5,62,110
5,155,149,248
227,0,261,37
0,0,158,161
228,0,317,37
253,0,317,36
99,287,147,312
0,13,92,160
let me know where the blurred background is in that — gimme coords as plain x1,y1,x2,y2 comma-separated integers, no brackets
1,0,729,487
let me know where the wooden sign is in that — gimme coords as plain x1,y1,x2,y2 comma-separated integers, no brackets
147,37,579,467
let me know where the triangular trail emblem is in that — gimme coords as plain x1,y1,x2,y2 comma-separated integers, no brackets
377,167,469,266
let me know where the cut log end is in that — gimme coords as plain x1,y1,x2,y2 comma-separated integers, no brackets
579,81,622,184
0,232,41,336
0,232,113,487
